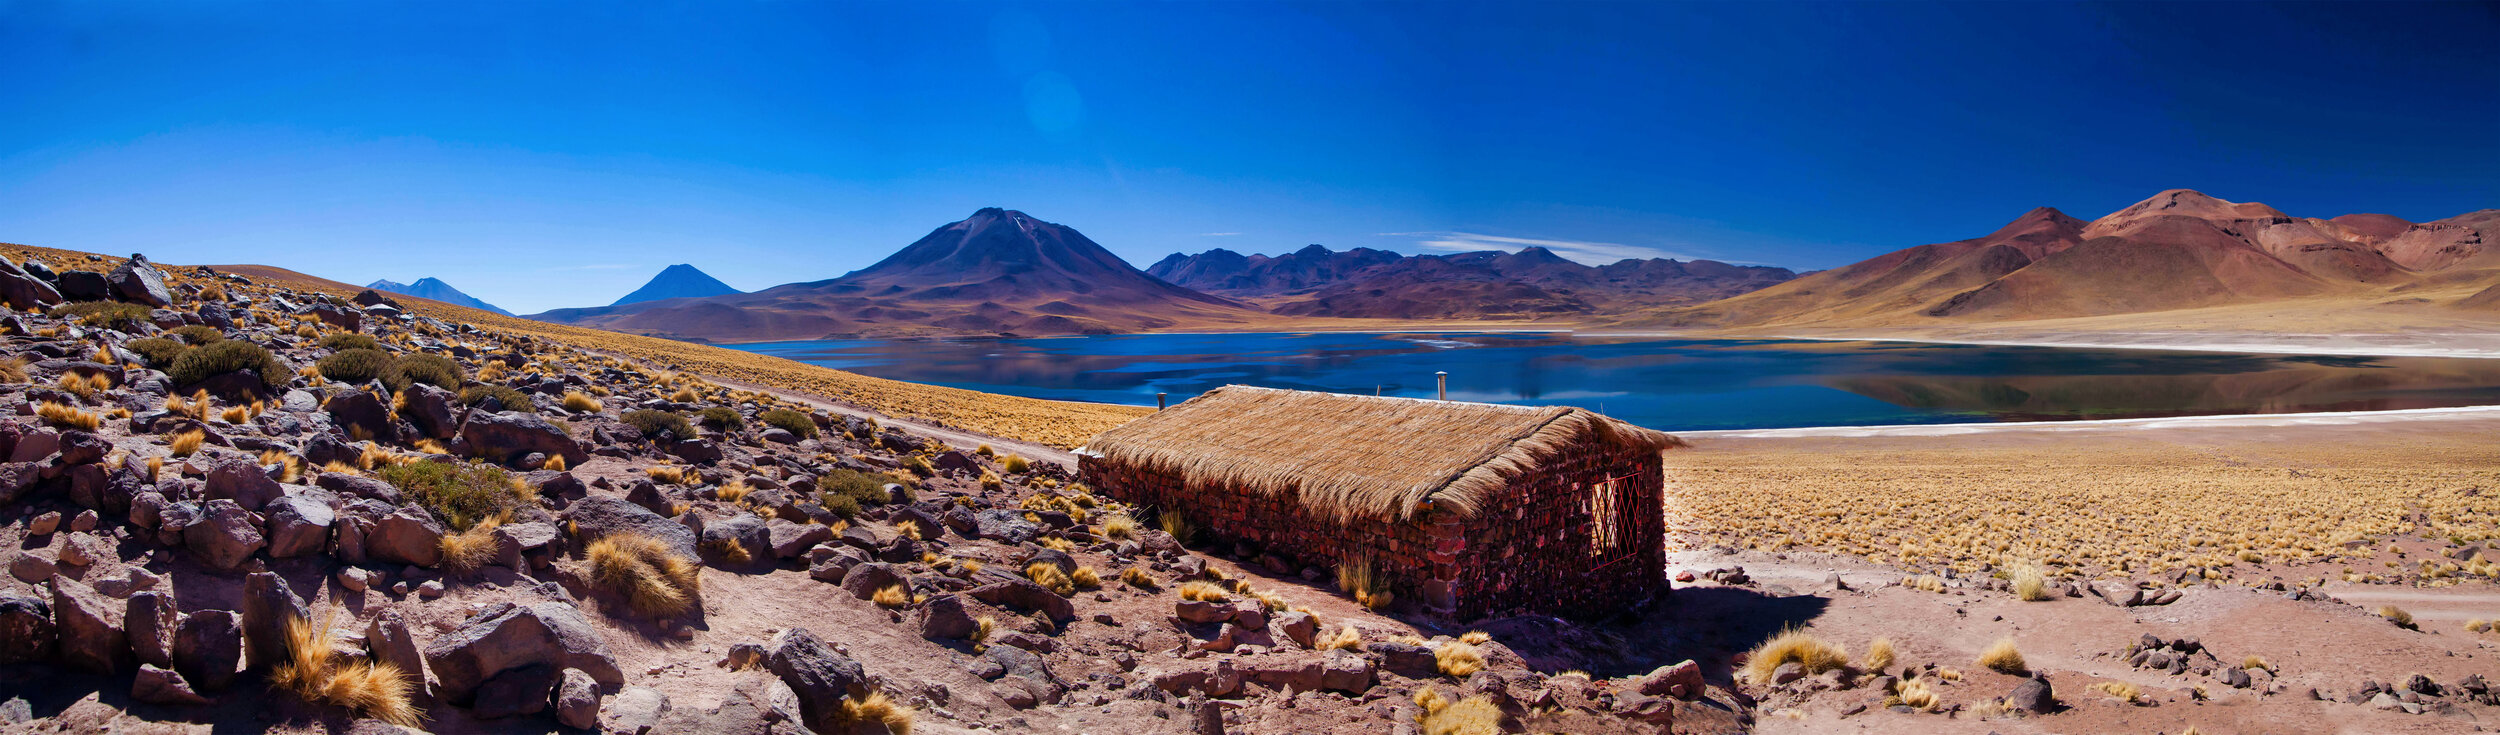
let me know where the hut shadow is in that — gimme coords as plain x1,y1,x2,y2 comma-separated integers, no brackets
1608,585,1831,684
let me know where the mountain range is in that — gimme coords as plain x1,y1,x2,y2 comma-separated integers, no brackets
1631,189,2500,330
613,264,741,306
1149,244,1798,319
366,277,512,316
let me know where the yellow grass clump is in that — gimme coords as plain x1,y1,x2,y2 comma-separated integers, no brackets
2379,605,2416,629
2468,619,2492,634
1026,562,1075,596
646,465,699,485
562,391,602,412
1120,566,1155,589
1738,627,1848,686
36,401,99,430
1177,580,1229,602
168,429,206,457
2090,680,2144,703
1862,637,1896,672
1976,637,2026,675
1070,565,1101,589
1459,630,1491,646
1317,624,1363,651
1337,553,1395,610
1435,641,1486,677
56,372,107,398
872,583,909,608
838,691,915,734
1412,686,1502,735
271,608,420,726
1892,677,1939,711
1002,454,1030,474
587,533,702,618
438,516,503,575
2009,561,2050,601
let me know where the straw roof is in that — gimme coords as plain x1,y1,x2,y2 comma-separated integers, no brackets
1079,385,1684,523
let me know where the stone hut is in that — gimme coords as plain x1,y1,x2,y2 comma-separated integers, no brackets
1076,385,1684,620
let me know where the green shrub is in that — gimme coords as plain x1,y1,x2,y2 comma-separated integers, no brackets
621,409,694,441
697,406,743,431
167,340,287,390
52,301,151,331
319,332,382,352
820,492,861,519
759,408,818,439
818,468,894,516
124,338,188,368
459,385,535,413
318,348,393,385
382,353,463,394
167,325,224,345
377,460,521,531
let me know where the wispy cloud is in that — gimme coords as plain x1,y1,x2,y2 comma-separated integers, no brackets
1197,232,1241,237
1379,231,1701,265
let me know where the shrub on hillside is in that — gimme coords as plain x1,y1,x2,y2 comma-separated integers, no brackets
125,337,188,368
318,348,393,385
621,409,694,441
319,332,382,352
382,353,463,394
759,408,817,438
52,301,152,331
168,324,225,345
698,406,743,431
168,340,287,390
458,385,535,413
817,468,893,518
376,460,522,531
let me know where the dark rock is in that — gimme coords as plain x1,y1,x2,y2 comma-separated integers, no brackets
401,383,460,440
369,505,446,567
0,591,55,664
563,496,699,560
107,255,174,307
315,471,401,504
132,664,213,705
180,499,265,572
324,390,399,444
765,519,833,560
556,667,601,729
1636,659,1707,699
264,492,336,558
2007,675,2056,713
700,513,772,569
49,575,128,674
918,594,980,641
764,627,869,734
240,572,309,671
0,259,63,310
968,578,1076,622
601,686,670,734
421,601,623,705
839,562,906,600
126,592,178,669
55,270,109,302
173,610,242,692
1371,641,1437,678
461,411,588,467
472,663,559,719
365,608,427,694
203,455,284,511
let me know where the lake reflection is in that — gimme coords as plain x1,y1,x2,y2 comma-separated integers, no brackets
729,333,2500,430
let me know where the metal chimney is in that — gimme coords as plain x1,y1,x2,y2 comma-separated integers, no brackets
1436,371,1448,401
1157,392,1168,410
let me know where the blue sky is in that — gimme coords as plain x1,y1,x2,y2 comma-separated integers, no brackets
2,1,2494,314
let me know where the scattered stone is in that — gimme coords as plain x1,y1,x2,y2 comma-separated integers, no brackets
126,592,178,669
556,667,601,729
132,664,213,705
185,499,267,572
0,591,56,664
173,610,242,692
764,627,869,734
240,572,310,671
421,601,623,705
49,575,128,674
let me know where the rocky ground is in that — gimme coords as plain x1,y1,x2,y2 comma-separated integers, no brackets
0,252,1735,734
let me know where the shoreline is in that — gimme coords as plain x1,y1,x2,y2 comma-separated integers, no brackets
1679,403,2500,439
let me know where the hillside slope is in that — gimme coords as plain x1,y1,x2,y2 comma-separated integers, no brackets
1151,243,1797,319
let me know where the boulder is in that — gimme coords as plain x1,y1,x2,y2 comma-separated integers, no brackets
302,303,361,332
1320,652,1374,693
368,505,446,567
2006,675,2056,714
1176,600,1234,624
366,608,427,693
974,509,1043,545
492,522,562,570
203,455,284,511
264,492,336,558
323,390,398,444
0,259,63,310
9,551,55,584
107,255,174,307
1371,641,1437,678
0,591,56,664
765,519,833,560
173,610,242,692
49,576,128,674
763,627,869,734
472,662,559,719
808,546,871,583
126,592,179,669
241,572,310,671
699,513,772,569
918,594,980,641
1636,659,1707,699
1274,611,1319,649
183,499,266,572
315,471,401,504
839,562,906,600
969,578,1076,622
54,270,107,302
556,667,601,729
132,665,213,705
421,601,622,705
601,686,670,735
400,383,460,440
461,411,588,467
562,496,700,560
978,643,1065,704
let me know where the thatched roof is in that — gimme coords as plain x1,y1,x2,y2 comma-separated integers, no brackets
1078,385,1684,523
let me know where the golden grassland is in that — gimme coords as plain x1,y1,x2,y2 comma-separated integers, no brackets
192,259,1152,448
1669,425,2500,583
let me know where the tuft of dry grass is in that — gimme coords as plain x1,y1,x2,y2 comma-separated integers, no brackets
1337,553,1395,610
2379,605,2416,629
1738,627,1849,686
2242,654,2271,671
561,391,602,412
1002,454,1030,474
2468,619,2492,634
1069,566,1101,590
1120,566,1156,589
1435,641,1486,677
541,454,567,471
36,401,100,430
438,516,503,575
646,465,699,485
1317,624,1363,651
2010,561,2050,602
1862,637,1897,673
168,429,206,457
1100,511,1137,540
1178,580,1229,602
872,583,909,608
0,356,26,383
56,372,106,398
716,479,752,503
1976,637,2027,675
1026,562,1075,596
1892,677,1939,711
588,533,702,618
895,520,922,541
1459,630,1491,646
271,607,421,726
838,691,915,734
1157,508,1193,545
1412,686,1502,735
2090,680,2143,703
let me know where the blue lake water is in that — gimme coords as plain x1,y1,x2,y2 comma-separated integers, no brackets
729,332,2500,431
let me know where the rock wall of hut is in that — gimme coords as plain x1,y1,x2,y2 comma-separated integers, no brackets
1077,437,1664,620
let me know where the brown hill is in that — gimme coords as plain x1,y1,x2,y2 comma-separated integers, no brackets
1151,243,1796,319
1632,190,2500,330
530,208,1277,341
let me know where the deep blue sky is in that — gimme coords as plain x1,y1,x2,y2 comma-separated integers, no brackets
3,1,2494,314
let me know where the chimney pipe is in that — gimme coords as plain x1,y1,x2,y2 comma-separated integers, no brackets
1436,371,1448,401
1156,392,1167,410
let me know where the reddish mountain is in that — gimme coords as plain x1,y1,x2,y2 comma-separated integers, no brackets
530,209,1266,341
1634,190,2500,329
1150,243,1797,319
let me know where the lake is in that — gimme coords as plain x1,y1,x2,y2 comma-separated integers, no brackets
729,332,2500,431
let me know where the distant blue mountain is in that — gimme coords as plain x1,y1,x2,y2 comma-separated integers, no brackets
366,277,513,316
611,264,740,306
